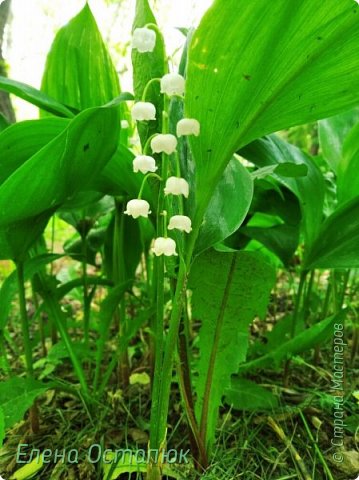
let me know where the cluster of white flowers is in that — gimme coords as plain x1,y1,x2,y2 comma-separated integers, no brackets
126,27,201,256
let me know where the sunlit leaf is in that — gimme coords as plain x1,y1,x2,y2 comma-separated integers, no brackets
0,76,74,117
319,107,359,173
186,0,359,229
41,4,120,111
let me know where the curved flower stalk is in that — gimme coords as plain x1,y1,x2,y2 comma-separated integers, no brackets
128,24,204,470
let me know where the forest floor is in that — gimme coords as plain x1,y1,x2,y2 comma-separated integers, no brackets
0,256,358,480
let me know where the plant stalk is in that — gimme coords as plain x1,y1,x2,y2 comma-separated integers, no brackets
16,261,39,433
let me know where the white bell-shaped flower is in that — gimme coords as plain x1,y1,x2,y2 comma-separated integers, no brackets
124,199,151,219
164,177,189,198
132,27,156,53
153,237,178,256
151,134,178,155
131,102,156,121
160,73,185,96
133,155,157,174
168,215,192,233
176,118,200,137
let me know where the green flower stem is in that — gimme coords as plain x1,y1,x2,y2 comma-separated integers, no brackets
144,23,165,46
114,200,130,387
149,258,187,452
138,172,162,199
290,269,308,338
174,151,184,215
143,133,158,155
40,282,90,398
149,96,171,455
142,78,161,102
16,261,34,378
16,261,39,432
0,334,10,375
148,222,201,464
303,268,315,321
284,269,308,386
31,279,47,357
81,234,91,349
313,275,332,365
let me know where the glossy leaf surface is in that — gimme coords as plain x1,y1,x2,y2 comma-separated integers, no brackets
190,249,275,449
186,0,359,227
303,196,359,269
241,135,325,247
41,4,120,111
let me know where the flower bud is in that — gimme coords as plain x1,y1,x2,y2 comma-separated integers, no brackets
164,177,189,198
131,102,156,121
153,237,178,256
124,199,151,219
133,155,157,174
151,134,178,155
168,215,192,233
176,118,200,137
132,27,156,53
160,73,185,96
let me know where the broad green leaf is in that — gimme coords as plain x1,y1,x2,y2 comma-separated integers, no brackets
240,134,325,247
0,104,119,260
190,250,275,449
0,254,62,330
337,123,359,204
249,314,305,358
224,378,278,411
170,98,253,255
0,117,69,185
0,211,54,262
248,182,301,228
303,196,359,269
252,162,308,180
0,105,120,227
241,224,299,265
0,377,50,429
239,312,345,373
41,4,120,111
92,144,152,203
319,107,359,173
186,0,359,228
0,76,75,117
195,157,253,254
132,0,167,147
